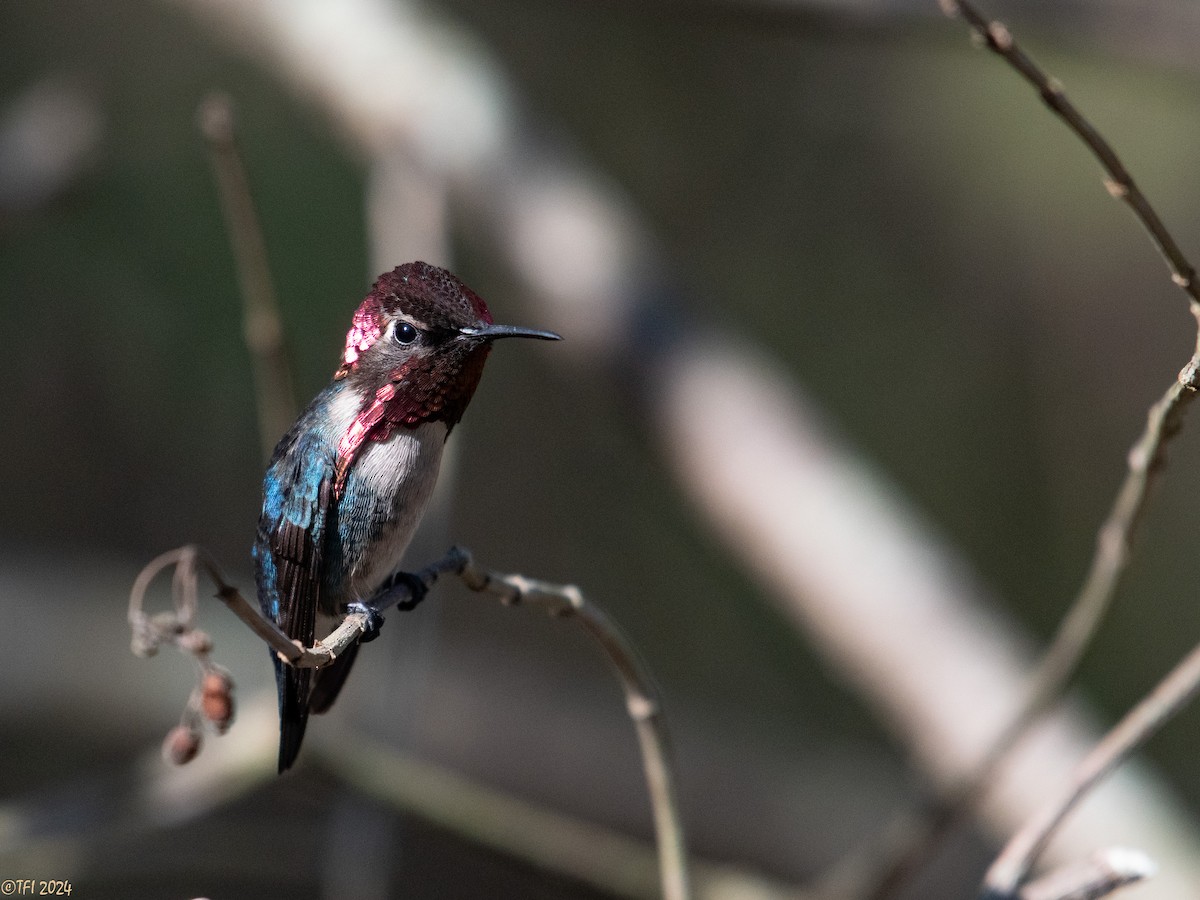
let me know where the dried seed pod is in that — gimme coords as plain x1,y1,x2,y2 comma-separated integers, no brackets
164,725,202,765
200,671,235,732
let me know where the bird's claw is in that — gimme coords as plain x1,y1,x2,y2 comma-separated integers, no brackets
347,573,428,644
346,601,386,643
380,570,429,612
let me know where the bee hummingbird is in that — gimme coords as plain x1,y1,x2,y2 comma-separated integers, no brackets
253,261,560,772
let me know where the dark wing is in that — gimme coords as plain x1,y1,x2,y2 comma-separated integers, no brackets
254,434,335,772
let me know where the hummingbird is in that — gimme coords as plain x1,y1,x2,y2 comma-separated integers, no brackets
253,261,560,772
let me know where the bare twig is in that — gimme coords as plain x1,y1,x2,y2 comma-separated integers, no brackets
128,544,366,669
129,543,691,900
939,0,1199,304
982,636,1200,898
128,546,239,761
936,3,1200,716
858,6,1200,897
450,551,692,900
991,325,1200,743
1016,847,1156,900
866,328,1200,899
197,92,297,459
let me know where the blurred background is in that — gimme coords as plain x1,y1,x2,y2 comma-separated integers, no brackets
3,0,1200,897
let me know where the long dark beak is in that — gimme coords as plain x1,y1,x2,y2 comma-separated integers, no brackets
460,323,562,342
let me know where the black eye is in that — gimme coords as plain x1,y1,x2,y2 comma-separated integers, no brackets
393,322,419,345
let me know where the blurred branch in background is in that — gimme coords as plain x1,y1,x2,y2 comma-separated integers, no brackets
159,0,1200,896
1,683,799,900
0,76,103,217
318,728,803,900
198,93,298,459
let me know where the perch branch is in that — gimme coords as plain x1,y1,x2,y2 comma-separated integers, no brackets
128,543,364,669
129,543,690,900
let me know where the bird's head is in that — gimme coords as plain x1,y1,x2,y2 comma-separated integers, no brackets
331,262,559,491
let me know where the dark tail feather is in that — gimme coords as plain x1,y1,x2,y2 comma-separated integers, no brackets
308,640,361,714
275,655,312,773
273,641,359,771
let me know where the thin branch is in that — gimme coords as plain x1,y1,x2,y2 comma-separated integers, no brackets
982,636,1200,897
451,553,692,900
944,0,1200,799
197,92,298,459
1016,847,1156,900
128,546,240,761
128,543,365,669
939,0,1199,305
866,325,1200,899
988,320,1200,752
858,6,1200,896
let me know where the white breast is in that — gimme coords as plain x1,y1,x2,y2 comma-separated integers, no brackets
323,388,449,603
346,420,448,600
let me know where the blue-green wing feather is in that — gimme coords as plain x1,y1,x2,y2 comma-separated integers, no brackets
254,427,336,772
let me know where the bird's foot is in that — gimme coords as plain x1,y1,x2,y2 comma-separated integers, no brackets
382,570,429,612
349,573,428,643
346,600,386,643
